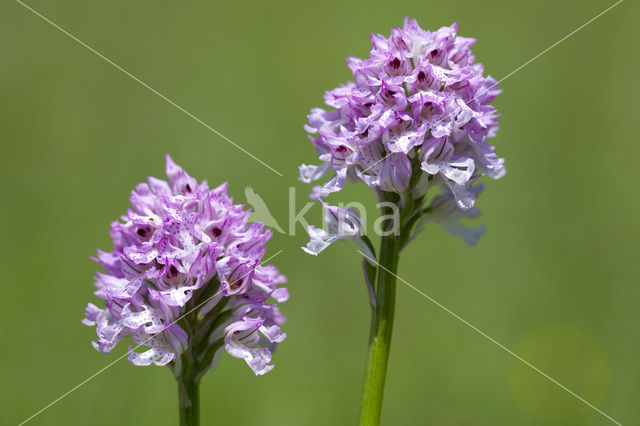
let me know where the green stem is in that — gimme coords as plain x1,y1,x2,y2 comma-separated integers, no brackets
358,232,400,425
177,327,200,426
177,370,200,426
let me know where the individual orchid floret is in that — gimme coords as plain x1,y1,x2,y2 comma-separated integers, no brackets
84,155,288,378
380,153,413,193
407,185,486,247
224,316,286,376
302,202,369,256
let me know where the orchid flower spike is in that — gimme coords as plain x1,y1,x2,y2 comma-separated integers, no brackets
84,155,288,377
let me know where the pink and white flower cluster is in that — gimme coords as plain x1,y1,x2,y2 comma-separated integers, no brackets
84,155,287,375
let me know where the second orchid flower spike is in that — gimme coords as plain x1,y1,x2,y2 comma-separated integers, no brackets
299,16,506,426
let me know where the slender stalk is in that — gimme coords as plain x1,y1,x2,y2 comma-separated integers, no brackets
177,313,200,426
177,368,200,426
358,231,400,425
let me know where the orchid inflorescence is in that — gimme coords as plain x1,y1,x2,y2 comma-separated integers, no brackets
84,155,288,378
298,17,506,425
300,17,505,253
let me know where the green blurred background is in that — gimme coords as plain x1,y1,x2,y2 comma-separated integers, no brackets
1,0,638,424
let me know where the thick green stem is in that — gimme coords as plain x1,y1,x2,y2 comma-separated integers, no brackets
359,232,400,425
177,325,200,426
178,371,200,426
